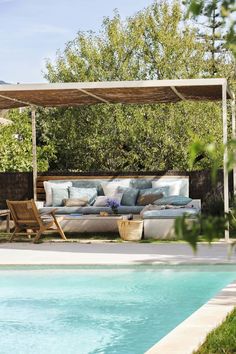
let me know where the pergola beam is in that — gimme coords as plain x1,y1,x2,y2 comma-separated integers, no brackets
170,86,186,100
77,88,110,104
0,93,33,107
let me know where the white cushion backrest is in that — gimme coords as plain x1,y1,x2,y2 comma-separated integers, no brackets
152,177,189,197
43,181,72,206
101,179,131,197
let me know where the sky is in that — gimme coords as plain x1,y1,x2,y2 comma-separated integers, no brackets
0,0,155,83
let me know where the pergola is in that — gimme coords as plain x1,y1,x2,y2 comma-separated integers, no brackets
0,78,234,240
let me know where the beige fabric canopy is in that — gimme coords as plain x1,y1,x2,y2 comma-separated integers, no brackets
0,78,233,109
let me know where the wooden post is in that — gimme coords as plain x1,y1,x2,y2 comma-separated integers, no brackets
222,83,229,241
31,107,37,200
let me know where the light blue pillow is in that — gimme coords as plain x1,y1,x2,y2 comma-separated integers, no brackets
51,186,69,206
118,187,139,206
130,179,152,189
69,187,97,205
121,187,139,206
154,195,192,206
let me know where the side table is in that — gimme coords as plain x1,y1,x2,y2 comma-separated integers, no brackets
0,209,10,233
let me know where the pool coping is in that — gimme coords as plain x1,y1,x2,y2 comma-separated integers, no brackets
145,279,236,354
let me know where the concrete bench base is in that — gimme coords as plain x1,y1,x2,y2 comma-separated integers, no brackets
144,218,195,239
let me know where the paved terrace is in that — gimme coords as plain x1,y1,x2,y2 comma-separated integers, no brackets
0,242,235,265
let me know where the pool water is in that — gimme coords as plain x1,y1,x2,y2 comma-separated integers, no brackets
0,265,235,354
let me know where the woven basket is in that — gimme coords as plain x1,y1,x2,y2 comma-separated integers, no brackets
117,220,143,241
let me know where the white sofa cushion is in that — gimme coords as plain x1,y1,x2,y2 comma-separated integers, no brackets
43,181,72,206
152,178,189,197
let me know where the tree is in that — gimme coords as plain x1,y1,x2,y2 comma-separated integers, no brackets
184,0,236,57
40,0,233,172
0,110,54,172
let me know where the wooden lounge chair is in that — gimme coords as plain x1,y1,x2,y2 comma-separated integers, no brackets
6,199,66,243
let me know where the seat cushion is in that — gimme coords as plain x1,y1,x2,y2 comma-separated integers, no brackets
39,206,143,215
154,195,192,206
142,208,198,219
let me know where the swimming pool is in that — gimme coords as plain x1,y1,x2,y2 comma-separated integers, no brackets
0,265,235,354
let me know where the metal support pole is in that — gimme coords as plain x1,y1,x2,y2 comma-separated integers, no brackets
222,83,229,241
31,107,37,200
231,93,236,194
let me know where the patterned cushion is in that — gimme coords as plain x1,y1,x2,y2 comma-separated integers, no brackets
154,195,192,206
136,188,169,206
51,186,69,206
68,187,97,205
121,188,139,206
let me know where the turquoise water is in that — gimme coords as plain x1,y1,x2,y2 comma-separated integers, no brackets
0,265,235,354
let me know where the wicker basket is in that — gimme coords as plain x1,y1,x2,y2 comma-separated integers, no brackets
117,220,143,241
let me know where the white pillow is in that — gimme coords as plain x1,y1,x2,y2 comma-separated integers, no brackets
152,179,188,196
93,196,109,207
93,194,123,207
101,181,129,197
43,181,72,206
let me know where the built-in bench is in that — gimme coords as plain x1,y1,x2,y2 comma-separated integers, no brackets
36,174,200,239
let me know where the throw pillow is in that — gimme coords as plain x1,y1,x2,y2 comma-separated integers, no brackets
154,195,192,206
51,186,69,206
43,181,72,206
68,187,97,205
93,194,123,207
121,187,139,206
63,197,88,207
130,179,152,189
101,181,129,197
93,196,109,207
152,179,184,196
136,187,168,206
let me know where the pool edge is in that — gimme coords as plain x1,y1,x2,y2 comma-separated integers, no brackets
145,280,236,354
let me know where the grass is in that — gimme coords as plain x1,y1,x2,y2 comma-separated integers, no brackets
194,307,236,354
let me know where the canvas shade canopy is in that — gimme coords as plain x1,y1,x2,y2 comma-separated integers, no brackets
0,78,234,240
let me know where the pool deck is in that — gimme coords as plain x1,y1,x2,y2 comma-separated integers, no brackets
0,241,235,265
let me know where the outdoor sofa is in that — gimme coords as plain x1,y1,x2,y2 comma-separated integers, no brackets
37,175,201,239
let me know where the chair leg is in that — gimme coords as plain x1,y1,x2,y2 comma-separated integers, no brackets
53,217,67,240
33,228,44,243
9,226,20,242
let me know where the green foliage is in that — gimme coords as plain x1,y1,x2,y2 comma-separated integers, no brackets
41,0,233,172
184,0,236,56
0,0,235,173
175,213,227,252
194,307,236,354
0,110,54,172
